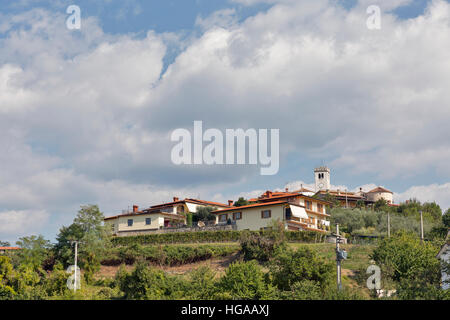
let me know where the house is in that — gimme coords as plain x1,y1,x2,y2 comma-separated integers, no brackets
0,247,21,255
212,190,331,233
313,166,394,207
365,187,394,204
104,197,232,236
436,230,450,290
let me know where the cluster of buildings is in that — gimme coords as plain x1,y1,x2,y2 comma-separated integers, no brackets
104,167,395,237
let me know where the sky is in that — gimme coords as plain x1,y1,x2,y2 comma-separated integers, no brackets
0,0,449,244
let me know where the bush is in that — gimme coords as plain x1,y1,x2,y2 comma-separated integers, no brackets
111,230,325,246
103,244,238,266
240,220,287,262
186,266,217,300
116,262,188,300
276,280,323,300
371,231,443,299
269,246,334,292
215,260,276,300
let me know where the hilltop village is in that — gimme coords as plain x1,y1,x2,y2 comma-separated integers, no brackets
104,167,394,237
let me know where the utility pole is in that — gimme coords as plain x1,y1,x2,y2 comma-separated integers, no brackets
345,189,348,208
336,224,342,291
420,210,424,242
71,240,79,292
387,212,390,238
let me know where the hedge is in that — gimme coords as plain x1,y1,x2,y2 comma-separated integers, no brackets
111,230,326,246
101,244,239,266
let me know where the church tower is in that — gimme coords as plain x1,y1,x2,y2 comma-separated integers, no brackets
314,166,330,191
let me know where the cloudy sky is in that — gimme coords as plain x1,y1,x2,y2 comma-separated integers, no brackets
1,0,449,243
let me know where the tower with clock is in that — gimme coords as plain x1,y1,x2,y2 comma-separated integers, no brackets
314,166,330,191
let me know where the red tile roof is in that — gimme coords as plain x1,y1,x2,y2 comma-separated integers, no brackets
212,201,289,213
0,247,20,251
368,187,393,194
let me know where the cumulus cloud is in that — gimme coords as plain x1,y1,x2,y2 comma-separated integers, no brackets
395,183,450,211
0,210,50,237
1,0,450,240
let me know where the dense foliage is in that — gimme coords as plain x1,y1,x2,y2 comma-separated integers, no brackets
111,229,325,246
330,200,447,240
102,244,239,266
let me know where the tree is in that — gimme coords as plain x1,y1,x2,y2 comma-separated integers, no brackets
216,260,276,300
0,241,10,247
269,246,334,292
234,197,249,207
15,235,52,270
443,209,450,228
55,205,111,284
192,206,216,222
240,219,286,262
374,198,389,212
371,231,442,298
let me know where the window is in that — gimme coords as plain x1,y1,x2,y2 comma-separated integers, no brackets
145,218,151,225
127,219,133,227
318,204,324,213
285,207,292,220
233,212,242,220
261,210,271,219
219,214,227,222
306,201,312,210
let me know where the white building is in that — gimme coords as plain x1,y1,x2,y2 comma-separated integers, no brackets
436,231,450,290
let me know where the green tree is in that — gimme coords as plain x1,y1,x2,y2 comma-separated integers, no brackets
371,231,442,299
240,219,286,262
55,205,111,284
269,246,334,292
443,209,450,228
216,260,276,300
193,206,216,222
234,197,249,207
0,256,16,300
15,235,52,270
0,241,10,247
374,198,389,212
187,266,217,299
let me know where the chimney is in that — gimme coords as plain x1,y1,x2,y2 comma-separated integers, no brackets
228,200,234,206
285,187,289,192
360,187,362,192
173,197,179,202
337,189,340,195
133,205,139,213
267,191,273,198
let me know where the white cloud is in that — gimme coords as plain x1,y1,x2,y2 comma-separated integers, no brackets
0,210,50,236
395,183,450,211
1,1,450,240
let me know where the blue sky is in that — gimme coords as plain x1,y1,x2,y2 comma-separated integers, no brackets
1,0,450,243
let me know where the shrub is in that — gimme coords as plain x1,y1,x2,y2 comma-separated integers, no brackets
240,220,287,262
111,230,325,246
276,280,323,300
116,262,189,300
371,231,441,284
186,266,217,300
215,260,276,300
103,244,238,266
269,246,334,292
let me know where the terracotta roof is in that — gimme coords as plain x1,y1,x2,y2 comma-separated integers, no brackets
212,201,289,213
150,198,231,209
293,187,314,193
257,192,332,205
0,247,20,250
368,187,393,194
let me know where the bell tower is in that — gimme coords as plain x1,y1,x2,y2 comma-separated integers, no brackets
314,166,330,191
